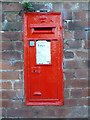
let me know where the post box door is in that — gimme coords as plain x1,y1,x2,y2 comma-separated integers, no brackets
28,40,60,100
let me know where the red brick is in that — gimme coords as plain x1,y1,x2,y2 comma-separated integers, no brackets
71,80,88,88
2,31,23,41
71,89,83,98
77,98,88,106
82,88,88,97
64,70,76,80
1,71,19,80
2,99,13,108
64,98,78,107
84,40,90,49
1,61,23,70
2,3,22,12
0,81,12,89
76,51,88,59
2,90,16,99
14,81,23,90
15,41,24,51
64,60,78,69
64,80,71,88
2,100,24,109
2,51,21,60
2,41,15,51
76,69,88,78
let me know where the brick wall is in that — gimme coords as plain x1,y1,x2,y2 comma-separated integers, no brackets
1,1,89,118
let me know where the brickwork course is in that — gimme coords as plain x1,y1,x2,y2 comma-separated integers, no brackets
1,0,89,119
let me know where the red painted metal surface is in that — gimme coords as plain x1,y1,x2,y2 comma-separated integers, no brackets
23,12,64,106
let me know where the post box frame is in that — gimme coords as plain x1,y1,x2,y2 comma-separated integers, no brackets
23,12,64,106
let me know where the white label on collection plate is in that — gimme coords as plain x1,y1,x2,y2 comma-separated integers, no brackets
36,40,51,64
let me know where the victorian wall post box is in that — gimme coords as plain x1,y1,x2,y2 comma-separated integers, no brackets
23,12,64,105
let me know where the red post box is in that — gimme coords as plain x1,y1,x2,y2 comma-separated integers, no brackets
23,12,64,106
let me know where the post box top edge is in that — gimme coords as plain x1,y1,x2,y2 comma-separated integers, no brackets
24,12,61,15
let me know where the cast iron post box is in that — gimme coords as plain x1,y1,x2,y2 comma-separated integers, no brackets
23,12,64,105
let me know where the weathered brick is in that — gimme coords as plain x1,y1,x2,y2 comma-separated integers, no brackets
73,11,88,21
14,81,23,90
2,100,25,109
88,31,90,40
2,90,16,99
2,3,22,12
64,51,74,59
31,107,49,118
2,51,21,60
2,89,24,100
67,106,88,118
71,80,88,88
71,89,83,98
64,98,78,107
52,2,63,12
76,51,88,59
15,89,24,100
64,60,78,69
74,30,87,40
84,40,90,49
68,21,88,30
2,109,7,118
1,71,19,80
63,21,68,29
2,41,15,51
32,2,53,12
6,108,32,118
64,80,71,88
0,61,23,70
79,59,90,69
63,11,72,20
0,81,12,89
64,31,74,40
1,0,21,2
64,70,76,80
77,98,88,106
64,88,70,98
2,31,23,41
3,13,21,22
76,69,88,79
55,107,72,118
63,2,88,11
82,88,88,97
2,21,22,31
64,40,82,49
2,99,13,108
15,41,24,51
